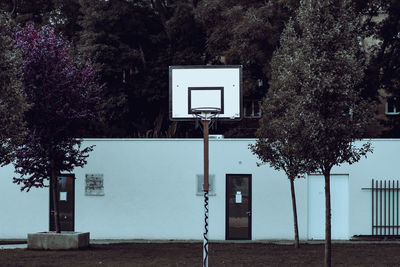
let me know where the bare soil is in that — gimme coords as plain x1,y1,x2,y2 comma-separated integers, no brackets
1,242,400,266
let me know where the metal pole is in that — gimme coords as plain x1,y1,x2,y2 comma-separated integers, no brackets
396,180,399,235
385,180,387,235
376,180,379,235
203,119,209,192
393,180,395,235
380,180,382,235
202,117,209,267
372,179,374,235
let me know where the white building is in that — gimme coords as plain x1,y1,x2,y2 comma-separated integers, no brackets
1,138,399,240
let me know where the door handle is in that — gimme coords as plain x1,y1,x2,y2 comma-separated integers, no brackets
246,211,251,216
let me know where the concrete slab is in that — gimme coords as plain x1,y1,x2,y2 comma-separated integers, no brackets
0,244,27,249
27,232,89,250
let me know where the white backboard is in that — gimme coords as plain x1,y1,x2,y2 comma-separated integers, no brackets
169,65,242,121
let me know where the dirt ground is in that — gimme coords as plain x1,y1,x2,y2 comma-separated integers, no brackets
1,242,400,266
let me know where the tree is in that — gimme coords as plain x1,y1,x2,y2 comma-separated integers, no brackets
78,0,173,137
250,98,308,249
371,0,400,136
195,0,298,96
194,0,299,137
151,0,207,137
351,0,400,137
0,0,56,26
249,19,315,249
78,0,207,138
277,1,374,266
13,23,102,233
0,0,83,44
0,13,28,167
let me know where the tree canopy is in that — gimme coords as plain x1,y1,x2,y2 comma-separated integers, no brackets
0,0,396,138
250,18,314,181
196,0,298,97
13,23,102,191
78,0,204,137
0,13,28,166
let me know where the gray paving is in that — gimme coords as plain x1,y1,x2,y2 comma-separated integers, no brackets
2,238,400,250
89,239,400,245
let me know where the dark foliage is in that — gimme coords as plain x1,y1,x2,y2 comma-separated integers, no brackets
0,13,28,166
2,0,393,138
196,0,298,97
374,1,400,136
13,23,102,191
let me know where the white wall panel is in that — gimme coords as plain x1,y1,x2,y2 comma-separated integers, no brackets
0,139,399,240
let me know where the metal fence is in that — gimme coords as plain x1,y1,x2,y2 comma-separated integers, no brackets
371,179,400,236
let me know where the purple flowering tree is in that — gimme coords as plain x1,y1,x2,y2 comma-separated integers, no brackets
13,23,103,233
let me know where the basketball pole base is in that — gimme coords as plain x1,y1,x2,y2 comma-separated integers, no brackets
203,190,209,267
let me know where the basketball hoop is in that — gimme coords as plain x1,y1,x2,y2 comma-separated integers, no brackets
191,107,221,121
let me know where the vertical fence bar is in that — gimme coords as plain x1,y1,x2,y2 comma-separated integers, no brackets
391,181,393,235
372,179,374,235
392,181,394,235
385,180,387,235
376,180,379,235
392,180,394,235
393,180,395,235
370,180,400,236
380,180,383,235
389,180,391,235
391,180,396,235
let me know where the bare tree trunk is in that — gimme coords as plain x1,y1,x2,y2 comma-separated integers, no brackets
167,121,178,138
153,112,164,138
289,177,300,249
324,171,331,267
51,160,61,233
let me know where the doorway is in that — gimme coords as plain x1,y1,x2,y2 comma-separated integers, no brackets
308,174,349,240
226,174,252,240
49,174,75,231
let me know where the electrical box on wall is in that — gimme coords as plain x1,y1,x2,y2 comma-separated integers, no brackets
196,174,216,195
209,135,224,140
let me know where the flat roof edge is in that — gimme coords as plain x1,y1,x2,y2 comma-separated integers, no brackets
80,138,400,142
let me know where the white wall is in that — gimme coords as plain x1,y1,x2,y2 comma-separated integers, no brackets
0,138,399,240
342,139,400,237
0,165,48,238
74,139,206,239
73,139,306,240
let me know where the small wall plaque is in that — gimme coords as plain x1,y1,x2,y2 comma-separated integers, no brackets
85,174,104,196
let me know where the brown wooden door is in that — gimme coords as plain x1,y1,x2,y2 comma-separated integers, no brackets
50,174,75,231
226,174,252,240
